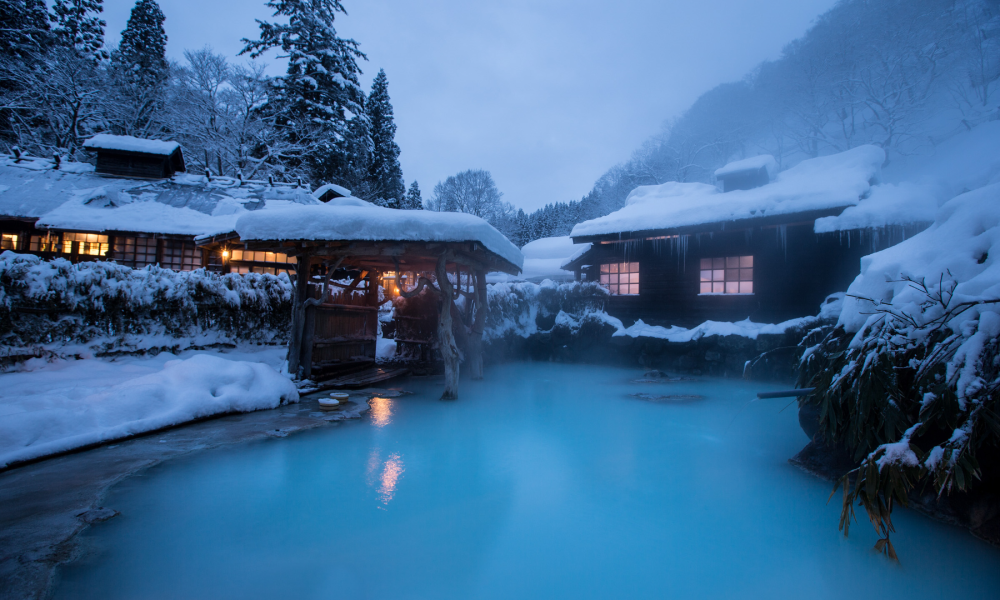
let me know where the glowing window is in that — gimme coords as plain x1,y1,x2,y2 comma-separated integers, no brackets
1,234,18,250
700,256,753,294
600,262,639,295
61,232,109,257
230,249,291,264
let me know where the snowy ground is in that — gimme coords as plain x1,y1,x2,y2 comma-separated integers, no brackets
0,345,297,468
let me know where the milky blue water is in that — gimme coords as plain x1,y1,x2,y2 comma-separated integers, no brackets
54,363,1000,599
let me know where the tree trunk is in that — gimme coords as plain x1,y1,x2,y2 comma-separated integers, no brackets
286,253,312,379
435,255,460,400
468,269,487,380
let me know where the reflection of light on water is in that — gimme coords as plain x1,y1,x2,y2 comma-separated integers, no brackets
370,397,393,427
378,453,404,505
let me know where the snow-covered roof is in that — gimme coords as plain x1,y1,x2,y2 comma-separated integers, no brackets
0,155,318,237
714,155,778,179
814,182,938,232
572,145,886,239
313,182,352,199
235,204,524,270
506,236,579,282
83,134,181,156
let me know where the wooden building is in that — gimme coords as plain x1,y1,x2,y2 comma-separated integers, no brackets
0,137,336,276
565,147,932,327
228,200,523,398
83,135,186,179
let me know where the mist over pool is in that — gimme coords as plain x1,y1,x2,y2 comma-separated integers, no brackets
54,363,1000,600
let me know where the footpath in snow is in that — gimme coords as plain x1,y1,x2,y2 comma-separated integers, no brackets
0,346,297,469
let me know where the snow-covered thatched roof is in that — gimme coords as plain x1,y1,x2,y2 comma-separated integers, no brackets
83,134,181,156
571,146,887,239
235,200,524,270
0,155,319,237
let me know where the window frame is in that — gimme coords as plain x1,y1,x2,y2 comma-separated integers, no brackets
698,255,754,295
599,261,640,296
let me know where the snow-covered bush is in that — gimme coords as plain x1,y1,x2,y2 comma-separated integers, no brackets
484,280,609,341
798,183,1000,556
0,252,293,356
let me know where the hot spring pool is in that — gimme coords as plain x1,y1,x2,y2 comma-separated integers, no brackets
53,363,1000,599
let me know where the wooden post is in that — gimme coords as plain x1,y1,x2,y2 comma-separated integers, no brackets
435,255,460,400
468,269,487,380
301,303,316,380
287,252,312,379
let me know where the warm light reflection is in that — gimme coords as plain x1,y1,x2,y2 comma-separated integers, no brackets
378,453,404,505
370,397,393,427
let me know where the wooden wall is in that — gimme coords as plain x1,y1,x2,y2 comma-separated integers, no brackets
584,223,914,327
95,151,174,179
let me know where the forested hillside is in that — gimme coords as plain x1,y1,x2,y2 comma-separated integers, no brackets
512,0,999,244
0,0,412,208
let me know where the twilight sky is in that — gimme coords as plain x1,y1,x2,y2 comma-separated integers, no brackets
100,0,836,211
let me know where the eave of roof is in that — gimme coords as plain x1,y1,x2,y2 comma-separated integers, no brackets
570,206,848,244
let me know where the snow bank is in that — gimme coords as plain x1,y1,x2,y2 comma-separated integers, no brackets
484,278,822,344
839,183,1000,336
714,155,778,179
236,204,524,270
610,316,816,342
0,352,297,467
572,146,885,238
83,134,180,156
484,280,609,340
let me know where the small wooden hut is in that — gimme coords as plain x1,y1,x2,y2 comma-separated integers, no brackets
231,199,523,399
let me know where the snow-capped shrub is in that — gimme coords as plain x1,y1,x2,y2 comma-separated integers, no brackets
484,280,609,340
0,252,293,355
798,183,1000,557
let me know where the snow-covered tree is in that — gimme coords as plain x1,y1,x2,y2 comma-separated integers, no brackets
366,68,404,207
107,0,169,137
431,170,515,234
0,46,106,154
50,0,108,60
241,0,367,184
403,180,423,210
114,0,167,87
0,0,51,57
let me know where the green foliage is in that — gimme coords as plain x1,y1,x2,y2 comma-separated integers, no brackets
114,0,167,86
403,180,423,210
0,0,51,57
798,277,1000,557
51,0,107,60
240,0,367,186
367,69,404,207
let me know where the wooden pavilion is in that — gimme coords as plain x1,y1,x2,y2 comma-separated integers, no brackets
227,201,523,399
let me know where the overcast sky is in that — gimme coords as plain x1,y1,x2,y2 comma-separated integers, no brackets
100,0,836,211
